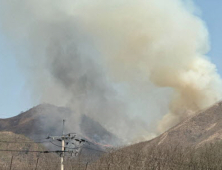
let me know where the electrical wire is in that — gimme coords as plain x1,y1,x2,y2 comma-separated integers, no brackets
70,133,113,148
50,140,106,153
0,149,69,153
49,141,64,148
0,140,50,144
81,146,107,153
50,140,79,150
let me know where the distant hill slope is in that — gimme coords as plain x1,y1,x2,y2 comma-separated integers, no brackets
0,131,59,170
125,101,222,152
147,101,222,148
0,104,120,146
90,101,222,170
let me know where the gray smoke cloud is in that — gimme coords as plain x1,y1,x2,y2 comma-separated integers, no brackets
0,0,221,143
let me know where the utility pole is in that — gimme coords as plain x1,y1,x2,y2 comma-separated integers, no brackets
61,119,65,170
47,120,89,170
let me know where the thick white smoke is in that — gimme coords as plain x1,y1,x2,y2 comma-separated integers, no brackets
0,0,221,143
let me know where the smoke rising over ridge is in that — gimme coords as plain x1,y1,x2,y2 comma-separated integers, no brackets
0,0,222,143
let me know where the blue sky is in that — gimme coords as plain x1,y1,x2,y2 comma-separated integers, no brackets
195,0,222,75
0,1,222,118
0,33,32,118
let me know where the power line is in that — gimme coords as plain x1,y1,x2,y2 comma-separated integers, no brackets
0,149,69,153
50,141,67,148
75,133,113,148
0,121,109,170
49,137,107,153
50,141,106,153
0,137,108,153
81,146,107,153
50,141,78,150
0,140,50,144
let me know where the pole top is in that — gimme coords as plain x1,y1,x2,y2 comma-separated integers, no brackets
62,119,66,135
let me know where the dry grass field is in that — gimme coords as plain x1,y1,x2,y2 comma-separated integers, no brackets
1,132,222,170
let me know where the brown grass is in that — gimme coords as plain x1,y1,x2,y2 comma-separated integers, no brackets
1,132,222,170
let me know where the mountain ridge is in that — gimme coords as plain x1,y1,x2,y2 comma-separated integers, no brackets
0,103,120,146
124,101,222,153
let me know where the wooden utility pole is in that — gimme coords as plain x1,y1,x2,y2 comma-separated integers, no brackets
35,154,40,170
9,155,13,170
61,119,65,170
47,119,88,170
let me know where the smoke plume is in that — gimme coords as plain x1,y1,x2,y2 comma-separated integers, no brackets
0,0,221,143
